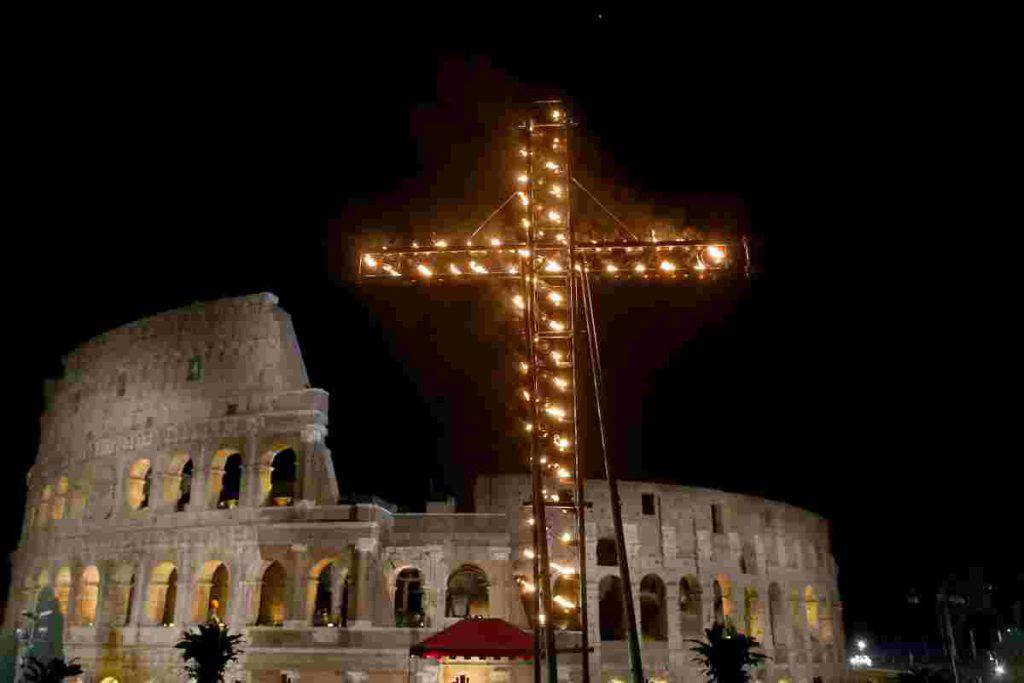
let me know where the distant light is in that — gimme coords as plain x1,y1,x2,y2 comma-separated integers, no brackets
547,291,563,304
659,260,676,272
707,245,727,263
634,263,647,273
363,254,378,268
449,263,462,276
857,639,867,652
849,654,872,667
512,294,525,310
995,663,1005,676
490,237,502,247
416,264,433,278
434,239,448,248
547,210,561,223
548,320,565,331
551,109,562,121
544,260,562,273
517,174,529,184
605,263,618,273
523,548,535,559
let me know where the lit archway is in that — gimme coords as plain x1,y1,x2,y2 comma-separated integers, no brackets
211,451,242,509
804,585,819,631
79,565,100,625
147,562,178,626
194,561,229,622
54,567,72,618
126,459,152,510
266,449,298,506
52,477,69,521
445,565,489,617
395,567,424,627
311,561,335,626
257,561,287,626
37,485,53,526
744,587,765,641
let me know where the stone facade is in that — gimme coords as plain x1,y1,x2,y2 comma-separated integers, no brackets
5,294,844,683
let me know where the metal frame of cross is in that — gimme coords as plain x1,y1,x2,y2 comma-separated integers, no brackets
358,100,746,683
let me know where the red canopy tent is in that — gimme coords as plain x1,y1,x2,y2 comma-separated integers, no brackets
409,618,534,660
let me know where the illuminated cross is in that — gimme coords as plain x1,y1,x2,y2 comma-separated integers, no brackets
358,100,745,683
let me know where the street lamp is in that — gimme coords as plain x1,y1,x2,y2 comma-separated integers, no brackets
857,639,867,652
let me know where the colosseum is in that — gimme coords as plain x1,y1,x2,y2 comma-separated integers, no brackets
4,293,845,682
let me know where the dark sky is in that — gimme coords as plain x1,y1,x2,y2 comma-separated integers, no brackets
4,7,1017,647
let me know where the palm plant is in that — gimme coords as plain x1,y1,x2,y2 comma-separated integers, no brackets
19,656,83,682
175,620,244,683
688,622,768,683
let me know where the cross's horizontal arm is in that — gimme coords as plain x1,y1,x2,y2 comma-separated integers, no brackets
358,239,744,282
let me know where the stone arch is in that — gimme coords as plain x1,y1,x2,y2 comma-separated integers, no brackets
394,567,425,627
162,452,193,511
54,566,72,618
679,575,702,636
309,559,337,626
193,560,230,623
257,561,287,626
715,573,733,626
804,585,819,631
599,574,625,641
445,564,489,618
147,561,178,626
52,477,69,521
126,458,152,510
640,574,667,641
264,448,298,507
596,538,617,566
78,565,101,625
552,573,581,631
744,586,765,641
768,582,783,647
210,449,242,509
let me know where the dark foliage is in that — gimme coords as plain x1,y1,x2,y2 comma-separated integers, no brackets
19,656,83,682
175,620,245,683
687,622,768,683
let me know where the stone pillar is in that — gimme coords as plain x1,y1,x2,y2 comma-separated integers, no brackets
241,428,262,507
175,556,200,626
129,560,149,626
343,672,368,683
352,537,377,628
665,578,682,651
188,439,215,512
299,426,322,504
233,579,262,626
286,544,309,628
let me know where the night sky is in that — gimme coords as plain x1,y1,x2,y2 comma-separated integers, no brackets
4,8,1017,649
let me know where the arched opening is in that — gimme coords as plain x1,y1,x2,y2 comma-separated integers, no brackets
194,561,229,622
744,587,765,641
714,573,732,626
445,565,489,617
312,562,335,626
639,574,667,641
713,580,724,625
147,562,178,626
216,453,242,509
175,459,193,511
257,561,287,626
768,582,783,647
79,566,100,625
52,477,69,521
804,585,819,631
596,538,617,566
266,449,297,506
552,574,581,631
54,567,72,617
599,575,625,641
679,575,701,636
126,459,152,510
395,568,425,627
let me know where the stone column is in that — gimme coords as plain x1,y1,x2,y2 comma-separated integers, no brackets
232,579,263,626
175,556,199,626
241,428,263,508
286,544,309,628
188,439,215,512
129,559,149,626
300,425,327,504
352,537,377,628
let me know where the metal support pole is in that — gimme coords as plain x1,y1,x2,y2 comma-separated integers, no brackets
581,269,645,683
